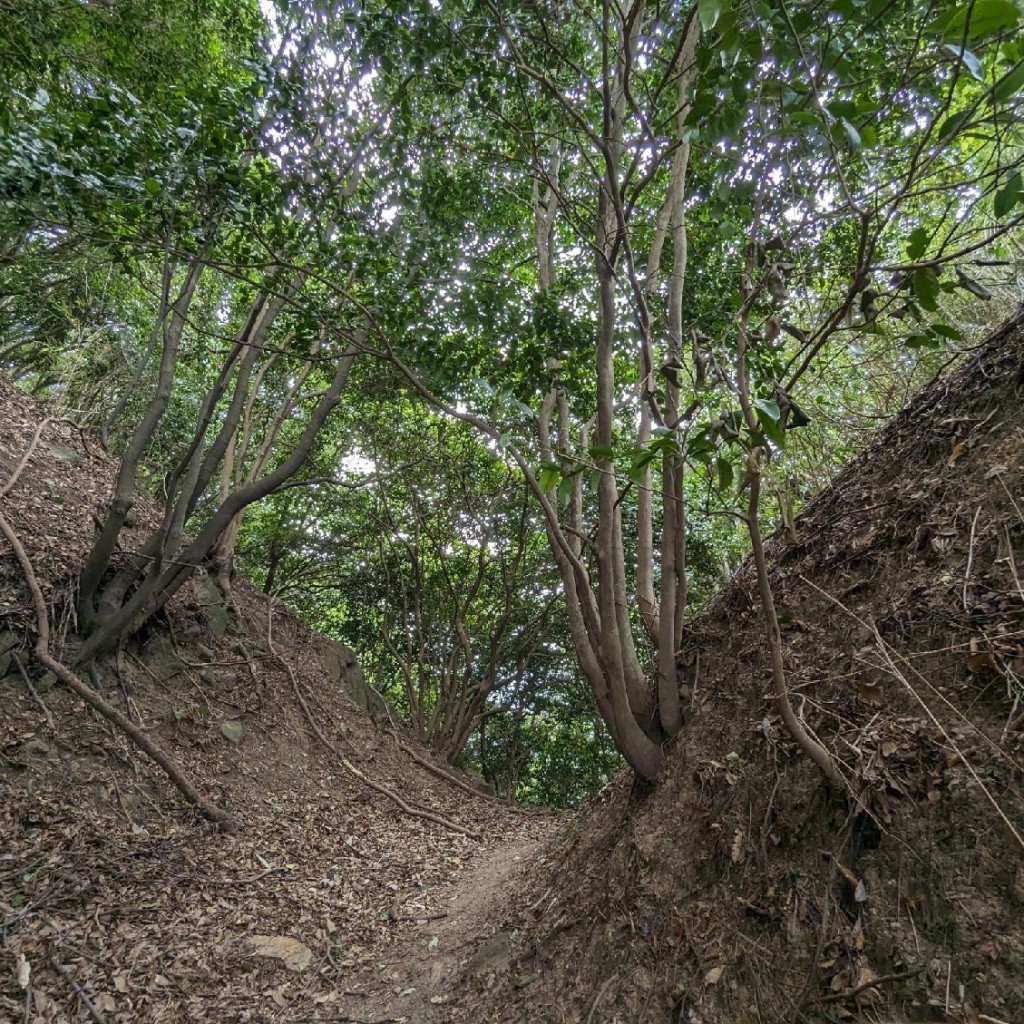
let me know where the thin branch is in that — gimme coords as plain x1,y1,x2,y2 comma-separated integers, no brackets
47,958,107,1024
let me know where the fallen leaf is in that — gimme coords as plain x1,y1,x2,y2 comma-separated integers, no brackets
704,966,724,985
966,651,1001,675
856,681,885,707
247,935,313,973
16,953,29,988
730,829,745,864
854,965,880,1006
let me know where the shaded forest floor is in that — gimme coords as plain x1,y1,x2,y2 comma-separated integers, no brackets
3,310,1024,1024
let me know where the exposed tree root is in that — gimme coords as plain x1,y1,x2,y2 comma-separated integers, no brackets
0,507,236,832
391,735,506,805
747,470,844,791
265,598,481,841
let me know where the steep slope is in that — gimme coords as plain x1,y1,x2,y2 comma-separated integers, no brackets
0,377,560,1024
455,312,1024,1023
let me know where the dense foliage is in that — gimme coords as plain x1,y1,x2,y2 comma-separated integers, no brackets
1,0,1022,803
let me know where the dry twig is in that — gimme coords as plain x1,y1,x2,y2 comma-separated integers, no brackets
809,964,926,1005
802,576,1024,853
0,418,51,499
11,651,55,730
47,958,108,1024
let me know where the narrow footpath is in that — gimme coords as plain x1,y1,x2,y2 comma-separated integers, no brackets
338,830,555,1023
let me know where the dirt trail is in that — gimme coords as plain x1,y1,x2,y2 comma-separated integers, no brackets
0,371,571,1024
338,830,554,1023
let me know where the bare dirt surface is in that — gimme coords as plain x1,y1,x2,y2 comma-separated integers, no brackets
338,831,556,1023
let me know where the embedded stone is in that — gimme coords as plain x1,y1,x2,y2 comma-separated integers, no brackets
220,720,243,745
246,935,312,972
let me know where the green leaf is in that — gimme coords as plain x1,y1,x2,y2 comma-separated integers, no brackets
716,457,734,492
753,398,781,422
932,0,1021,41
698,0,728,32
944,43,985,81
538,463,561,493
994,172,1023,217
839,118,862,149
588,444,615,461
627,449,658,483
912,268,941,312
905,331,940,349
993,60,1024,101
906,226,930,261
756,413,786,448
937,110,970,141
143,177,162,195
930,322,964,340
556,476,574,507
754,401,786,448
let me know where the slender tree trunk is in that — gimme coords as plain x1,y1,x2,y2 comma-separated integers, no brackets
78,258,204,633
74,335,361,664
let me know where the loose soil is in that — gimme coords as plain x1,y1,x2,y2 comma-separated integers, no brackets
341,832,554,1022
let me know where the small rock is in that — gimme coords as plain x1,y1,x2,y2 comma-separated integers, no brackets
19,739,50,759
146,651,187,682
194,575,230,637
466,932,512,976
35,672,57,694
206,604,230,638
246,935,312,972
44,442,81,465
220,720,243,745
